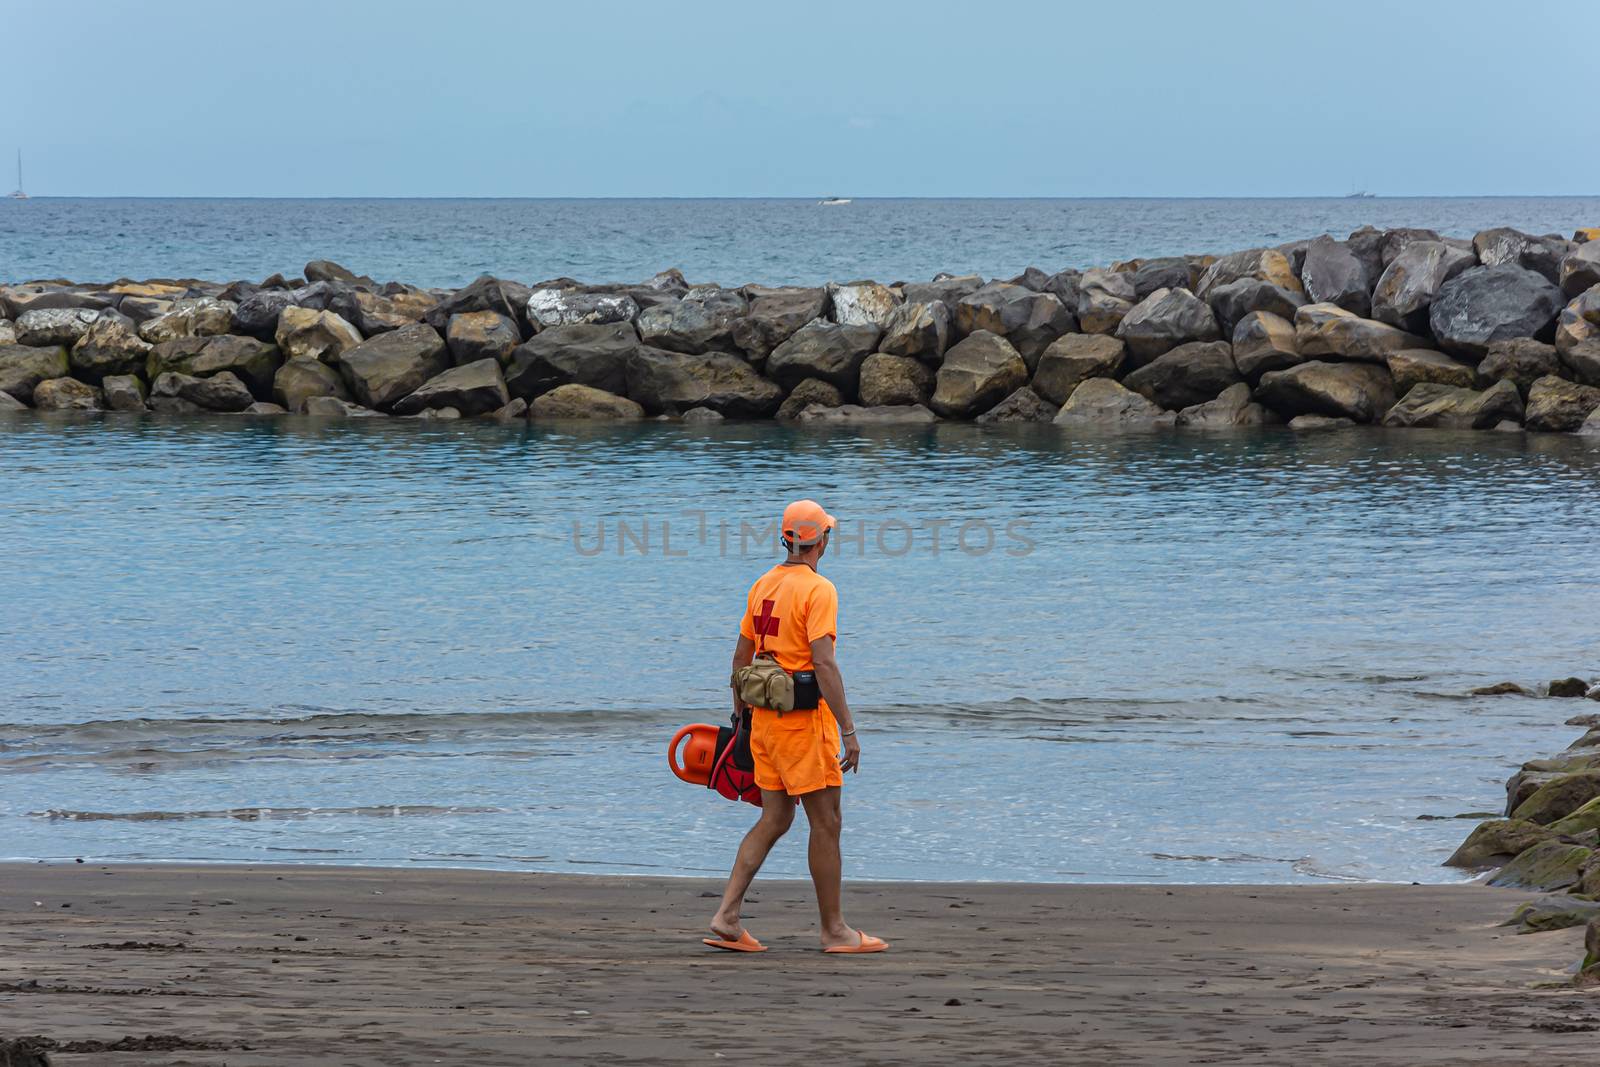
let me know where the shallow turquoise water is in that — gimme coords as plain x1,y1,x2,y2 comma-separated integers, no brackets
1,414,1595,882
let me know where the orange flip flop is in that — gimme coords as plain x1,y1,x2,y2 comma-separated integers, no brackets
823,931,888,954
702,930,767,953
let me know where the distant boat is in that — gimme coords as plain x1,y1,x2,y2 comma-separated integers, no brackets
9,150,26,199
819,197,851,206
1345,189,1375,199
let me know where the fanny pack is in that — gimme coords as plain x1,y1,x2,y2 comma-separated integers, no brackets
732,655,820,712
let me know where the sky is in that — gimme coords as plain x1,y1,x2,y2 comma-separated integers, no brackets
4,0,1598,198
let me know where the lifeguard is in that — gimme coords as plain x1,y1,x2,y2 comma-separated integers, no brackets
702,499,887,955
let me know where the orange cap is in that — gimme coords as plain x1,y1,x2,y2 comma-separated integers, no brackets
781,499,836,545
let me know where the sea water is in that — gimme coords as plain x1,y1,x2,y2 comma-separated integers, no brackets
5,195,1600,288
2,415,1595,883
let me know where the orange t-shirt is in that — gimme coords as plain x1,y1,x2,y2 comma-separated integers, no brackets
738,563,839,672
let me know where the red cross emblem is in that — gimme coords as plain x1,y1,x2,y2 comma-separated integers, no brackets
753,599,780,638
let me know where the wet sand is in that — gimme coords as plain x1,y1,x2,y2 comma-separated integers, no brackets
1,863,1595,1065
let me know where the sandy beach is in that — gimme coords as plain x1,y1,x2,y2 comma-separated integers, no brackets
0,863,1594,1065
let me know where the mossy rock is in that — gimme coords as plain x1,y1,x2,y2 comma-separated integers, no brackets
1487,840,1594,891
1512,770,1600,825
1551,797,1600,837
1507,895,1600,934
1446,818,1554,868
1548,677,1591,698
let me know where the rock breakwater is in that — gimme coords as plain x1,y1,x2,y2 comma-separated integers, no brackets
3,225,1600,429
1448,684,1600,983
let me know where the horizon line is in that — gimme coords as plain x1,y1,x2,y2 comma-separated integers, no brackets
6,193,1600,202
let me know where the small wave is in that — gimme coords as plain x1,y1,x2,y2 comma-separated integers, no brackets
1150,852,1291,865
29,804,500,822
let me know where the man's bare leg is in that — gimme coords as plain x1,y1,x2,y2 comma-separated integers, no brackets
800,786,858,948
709,789,794,939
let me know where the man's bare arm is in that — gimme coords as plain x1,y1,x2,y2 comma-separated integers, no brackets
810,635,860,772
730,634,755,717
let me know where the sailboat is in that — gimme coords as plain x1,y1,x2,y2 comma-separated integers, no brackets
10,151,28,199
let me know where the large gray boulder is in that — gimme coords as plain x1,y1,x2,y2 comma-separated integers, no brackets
1523,374,1600,432
32,376,104,411
1371,241,1476,333
775,378,844,420
637,289,747,353
930,331,1029,418
1231,311,1302,379
335,323,450,410
1561,339,1600,389
15,306,104,346
765,319,880,392
527,288,639,330
1076,269,1136,334
151,369,254,412
858,352,935,407
827,281,900,328
1205,278,1305,336
354,288,434,336
0,343,71,403
273,359,352,413
392,358,510,416
1560,242,1600,298
528,383,645,419
624,347,782,416
70,315,152,384
1477,338,1561,395
1175,381,1277,427
101,374,148,412
1194,248,1302,300
423,276,532,333
0,388,25,410
1256,361,1397,423
1429,265,1563,360
1299,235,1372,316
1556,286,1600,358
877,300,950,361
503,321,639,400
1128,257,1194,300
1122,340,1241,410
730,286,828,360
147,335,283,400
1387,349,1477,393
444,310,520,366
1382,380,1524,429
0,286,114,318
975,386,1057,424
1032,333,1127,405
1344,225,1386,281
137,297,236,344
949,281,1029,336
953,282,1071,359
1052,377,1175,426
1473,227,1569,284
900,274,984,307
232,288,298,339
1295,303,1427,363
276,306,363,364
1378,227,1445,267
1115,287,1220,366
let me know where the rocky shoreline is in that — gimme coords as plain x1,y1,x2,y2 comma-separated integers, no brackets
1447,680,1600,985
3,224,1600,429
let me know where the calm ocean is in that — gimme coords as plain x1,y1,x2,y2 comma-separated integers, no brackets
3,198,1598,884
4,196,1599,288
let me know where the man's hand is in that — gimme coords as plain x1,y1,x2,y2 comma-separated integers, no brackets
840,732,860,773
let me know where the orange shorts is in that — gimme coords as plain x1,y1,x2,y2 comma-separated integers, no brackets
749,703,843,796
